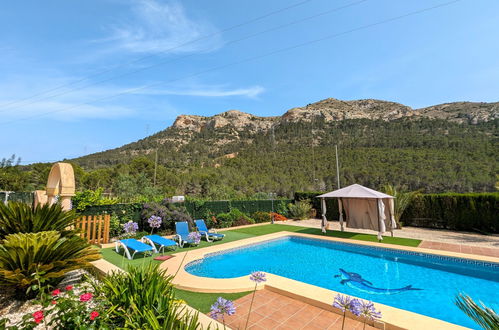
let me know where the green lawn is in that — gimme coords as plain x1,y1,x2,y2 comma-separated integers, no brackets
174,289,251,313
231,224,422,247
101,223,420,270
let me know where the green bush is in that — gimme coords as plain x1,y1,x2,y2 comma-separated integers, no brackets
216,208,254,228
141,200,192,233
0,231,100,297
294,191,338,219
72,188,117,211
402,193,499,233
288,200,313,220
252,211,271,223
0,202,78,239
95,264,200,329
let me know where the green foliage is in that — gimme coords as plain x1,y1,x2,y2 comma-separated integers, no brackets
288,200,312,220
72,188,117,211
0,154,30,191
455,293,499,330
0,202,78,239
95,264,201,329
402,193,499,233
216,208,254,228
142,200,192,233
294,191,339,219
0,231,100,296
252,211,271,223
382,185,420,228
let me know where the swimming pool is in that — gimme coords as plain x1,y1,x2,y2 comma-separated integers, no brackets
185,236,499,328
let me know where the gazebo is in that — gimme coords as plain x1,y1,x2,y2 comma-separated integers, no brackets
317,184,396,240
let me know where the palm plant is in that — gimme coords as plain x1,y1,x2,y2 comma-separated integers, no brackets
0,231,100,296
455,293,499,330
95,264,201,329
382,185,420,228
0,202,78,239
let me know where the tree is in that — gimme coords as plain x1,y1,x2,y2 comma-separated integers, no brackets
382,184,420,228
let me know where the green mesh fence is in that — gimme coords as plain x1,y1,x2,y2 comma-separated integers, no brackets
0,191,34,205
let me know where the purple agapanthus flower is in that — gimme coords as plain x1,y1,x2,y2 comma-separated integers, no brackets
147,215,162,229
249,271,267,283
123,221,138,234
209,297,236,320
333,294,361,316
359,300,382,320
188,231,201,244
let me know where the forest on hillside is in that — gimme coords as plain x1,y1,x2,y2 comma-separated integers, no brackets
1,118,497,200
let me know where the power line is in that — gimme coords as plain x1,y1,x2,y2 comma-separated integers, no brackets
0,0,368,113
0,0,315,111
0,0,461,126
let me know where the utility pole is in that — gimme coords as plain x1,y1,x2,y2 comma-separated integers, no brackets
153,148,158,187
335,144,340,189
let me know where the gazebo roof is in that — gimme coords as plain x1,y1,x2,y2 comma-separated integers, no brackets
317,184,394,199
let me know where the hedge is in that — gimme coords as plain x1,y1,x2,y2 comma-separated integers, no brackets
401,193,498,233
184,199,293,220
296,191,499,233
78,199,293,230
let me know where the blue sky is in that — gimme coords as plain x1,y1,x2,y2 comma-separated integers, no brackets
1,0,498,164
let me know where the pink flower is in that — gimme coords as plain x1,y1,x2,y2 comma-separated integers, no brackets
79,293,93,302
51,289,61,296
51,300,57,305
90,311,99,321
33,310,44,324
65,285,73,291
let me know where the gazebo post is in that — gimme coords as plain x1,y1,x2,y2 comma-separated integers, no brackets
376,199,382,241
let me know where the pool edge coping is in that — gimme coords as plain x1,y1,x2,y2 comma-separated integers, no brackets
160,231,496,330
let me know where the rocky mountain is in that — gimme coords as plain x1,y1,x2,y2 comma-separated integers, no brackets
67,97,497,194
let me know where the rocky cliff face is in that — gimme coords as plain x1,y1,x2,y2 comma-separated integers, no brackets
172,98,498,134
173,110,278,133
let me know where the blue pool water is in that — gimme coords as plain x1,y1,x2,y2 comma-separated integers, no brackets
185,236,499,328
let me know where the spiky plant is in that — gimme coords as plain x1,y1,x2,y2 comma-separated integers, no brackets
95,264,201,329
382,185,420,228
0,202,78,239
455,293,499,330
0,231,100,297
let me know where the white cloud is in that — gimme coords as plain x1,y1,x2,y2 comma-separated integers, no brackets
140,85,265,98
0,75,264,123
105,0,223,54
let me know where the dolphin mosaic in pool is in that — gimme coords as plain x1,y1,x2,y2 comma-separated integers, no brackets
336,268,423,295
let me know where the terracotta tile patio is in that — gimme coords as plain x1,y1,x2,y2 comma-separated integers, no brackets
419,240,499,258
217,289,377,330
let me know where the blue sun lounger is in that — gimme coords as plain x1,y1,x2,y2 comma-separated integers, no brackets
174,221,199,248
142,235,177,253
195,219,225,242
115,238,153,260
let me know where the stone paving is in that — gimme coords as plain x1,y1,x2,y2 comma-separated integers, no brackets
221,289,376,330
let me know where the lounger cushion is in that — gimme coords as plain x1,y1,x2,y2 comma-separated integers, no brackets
119,239,153,253
145,235,176,247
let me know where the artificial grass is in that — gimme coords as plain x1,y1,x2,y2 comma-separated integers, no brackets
173,288,251,313
231,223,422,247
101,223,421,269
101,230,254,269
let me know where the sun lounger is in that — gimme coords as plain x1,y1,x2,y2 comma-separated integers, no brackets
174,221,200,248
194,219,225,242
142,234,177,253
115,238,154,260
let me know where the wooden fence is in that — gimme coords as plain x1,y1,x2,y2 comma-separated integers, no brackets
75,214,110,244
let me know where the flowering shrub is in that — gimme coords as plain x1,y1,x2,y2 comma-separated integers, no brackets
147,215,162,234
8,285,108,330
210,297,236,328
270,212,287,221
188,231,201,244
123,221,138,235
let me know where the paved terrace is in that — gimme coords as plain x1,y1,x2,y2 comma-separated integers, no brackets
282,219,499,258
222,289,377,330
